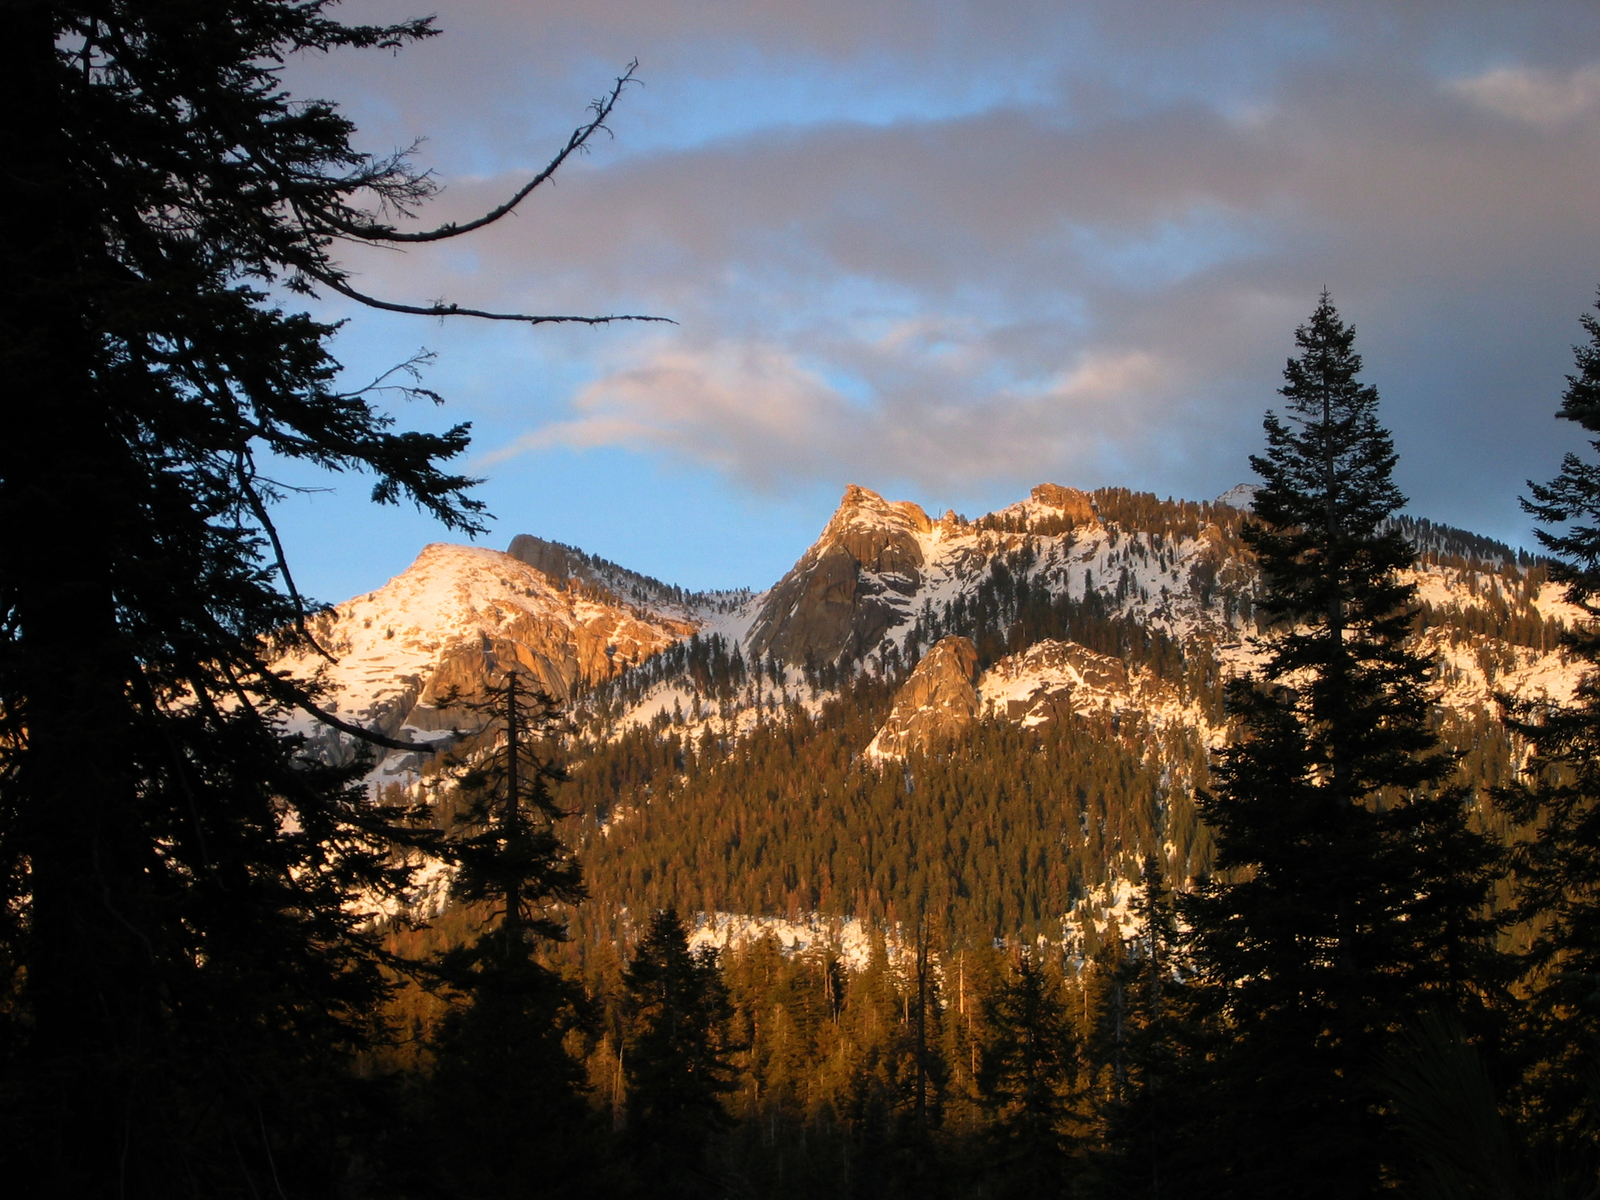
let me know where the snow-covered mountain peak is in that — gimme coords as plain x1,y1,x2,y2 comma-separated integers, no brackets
282,541,695,774
1216,483,1259,511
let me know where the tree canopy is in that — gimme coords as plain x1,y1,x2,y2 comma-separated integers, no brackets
1183,294,1502,1198
0,3,649,1193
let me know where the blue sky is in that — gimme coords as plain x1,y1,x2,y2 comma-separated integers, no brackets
271,0,1600,600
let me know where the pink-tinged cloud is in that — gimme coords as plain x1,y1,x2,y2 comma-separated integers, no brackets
302,0,1600,545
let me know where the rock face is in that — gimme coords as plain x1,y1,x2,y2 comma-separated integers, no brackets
280,543,694,772
866,638,1189,762
504,534,694,611
1028,483,1097,528
977,639,1174,729
865,636,981,760
505,534,591,587
748,485,932,666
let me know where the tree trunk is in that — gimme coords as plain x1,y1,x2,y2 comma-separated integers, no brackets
1,6,158,1184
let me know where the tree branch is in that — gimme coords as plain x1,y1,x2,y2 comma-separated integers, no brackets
320,60,641,245
310,266,675,326
236,449,338,663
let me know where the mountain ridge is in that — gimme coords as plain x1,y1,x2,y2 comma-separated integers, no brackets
287,480,1584,947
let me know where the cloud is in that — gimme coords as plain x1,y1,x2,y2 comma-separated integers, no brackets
1450,61,1600,126
309,0,1600,550
482,333,1184,496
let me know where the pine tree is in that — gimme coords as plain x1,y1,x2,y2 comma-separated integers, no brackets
1094,856,1186,1200
0,4,651,1192
423,672,598,1198
1183,294,1502,1198
1499,291,1600,1182
977,951,1077,1199
622,907,738,1197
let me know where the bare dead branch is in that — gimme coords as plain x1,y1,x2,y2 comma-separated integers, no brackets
320,60,641,245
252,661,441,754
236,450,339,664
311,266,676,326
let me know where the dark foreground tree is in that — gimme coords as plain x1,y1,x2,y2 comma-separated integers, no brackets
1182,294,1502,1199
1499,291,1600,1188
622,907,737,1197
422,672,602,1198
0,4,654,1194
1093,855,1188,1200
977,951,1077,1199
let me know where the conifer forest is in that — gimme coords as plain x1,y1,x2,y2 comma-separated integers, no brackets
7,4,1600,1198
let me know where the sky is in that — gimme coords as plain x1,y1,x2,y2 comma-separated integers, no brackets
272,0,1600,601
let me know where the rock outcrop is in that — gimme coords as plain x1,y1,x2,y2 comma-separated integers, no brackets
977,638,1171,729
866,637,1189,762
505,534,592,588
748,485,932,666
865,636,981,760
281,543,694,771
1029,483,1097,527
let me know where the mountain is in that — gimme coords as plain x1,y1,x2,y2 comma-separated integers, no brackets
289,482,1584,950
278,542,698,774
570,482,1575,755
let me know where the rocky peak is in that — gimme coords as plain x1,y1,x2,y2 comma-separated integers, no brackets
747,485,933,666
977,638,1158,728
1215,483,1259,511
865,636,982,760
505,534,592,588
1029,483,1098,527
820,484,931,575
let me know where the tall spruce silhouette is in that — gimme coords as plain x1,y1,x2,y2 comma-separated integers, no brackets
0,4,656,1193
977,951,1077,1199
621,907,737,1198
423,672,598,1199
1500,291,1600,1181
1094,855,1187,1200
1183,294,1501,1199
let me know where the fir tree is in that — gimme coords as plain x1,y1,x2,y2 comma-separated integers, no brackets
0,4,651,1192
1499,291,1600,1184
977,951,1077,1199
1094,856,1186,1200
622,907,738,1197
1183,294,1502,1198
423,672,598,1198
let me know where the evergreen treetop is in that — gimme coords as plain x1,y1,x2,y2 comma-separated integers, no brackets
1245,292,1441,799
1184,294,1502,1199
622,908,738,1196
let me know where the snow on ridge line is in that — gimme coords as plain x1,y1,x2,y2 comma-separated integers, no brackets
688,912,879,971
683,901,1151,975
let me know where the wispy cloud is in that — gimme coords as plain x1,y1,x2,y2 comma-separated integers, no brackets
314,0,1600,551
1451,61,1600,126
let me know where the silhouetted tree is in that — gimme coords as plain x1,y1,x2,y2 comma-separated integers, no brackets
622,907,737,1197
423,672,598,1198
1500,290,1600,1186
978,951,1077,1198
0,4,653,1193
1094,856,1187,1200
1183,294,1502,1199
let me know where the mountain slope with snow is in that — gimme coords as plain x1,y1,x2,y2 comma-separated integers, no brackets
279,542,697,775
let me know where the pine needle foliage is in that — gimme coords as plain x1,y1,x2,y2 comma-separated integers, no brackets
621,907,739,1197
1183,294,1503,1199
0,3,646,1193
978,951,1079,1199
422,674,599,1199
1499,292,1600,1186
437,673,586,957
